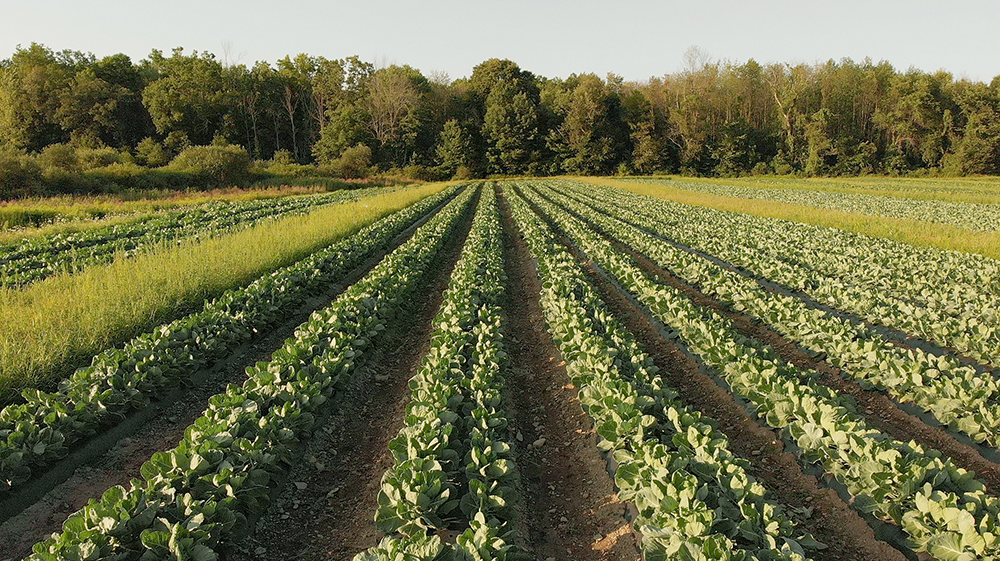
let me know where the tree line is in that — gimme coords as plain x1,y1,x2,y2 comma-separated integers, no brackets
2,43,999,189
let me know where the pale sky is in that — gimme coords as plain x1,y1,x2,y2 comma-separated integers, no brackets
1,0,997,83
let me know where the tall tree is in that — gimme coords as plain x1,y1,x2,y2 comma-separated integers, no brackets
546,74,629,174
55,68,130,146
435,118,478,177
484,80,540,174
0,43,92,150
142,48,234,146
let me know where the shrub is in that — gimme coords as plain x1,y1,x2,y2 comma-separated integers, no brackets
338,144,372,179
168,144,252,188
135,137,171,167
37,143,81,174
262,149,314,177
77,147,123,170
42,168,99,194
453,165,475,180
271,149,295,165
164,131,192,154
86,163,205,191
399,165,439,181
0,147,43,199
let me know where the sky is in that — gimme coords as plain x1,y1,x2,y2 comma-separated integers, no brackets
1,0,998,83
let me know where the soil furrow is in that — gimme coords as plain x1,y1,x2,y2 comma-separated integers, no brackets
497,185,640,561
0,193,460,561
517,187,906,561
220,188,479,561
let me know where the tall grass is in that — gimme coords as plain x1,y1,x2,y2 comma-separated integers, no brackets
0,183,448,398
0,184,335,239
590,177,1000,261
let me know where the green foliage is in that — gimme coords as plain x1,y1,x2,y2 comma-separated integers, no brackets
436,119,480,178
168,144,251,187
142,48,234,146
0,147,43,198
484,81,540,175
0,43,86,151
76,146,123,170
338,143,373,178
312,104,371,164
950,90,1000,174
2,42,1000,197
37,143,81,174
317,142,374,178
164,130,192,154
270,149,294,165
547,74,630,175
135,137,170,167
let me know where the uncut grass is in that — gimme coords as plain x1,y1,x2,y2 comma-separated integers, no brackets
0,182,448,401
588,177,1000,261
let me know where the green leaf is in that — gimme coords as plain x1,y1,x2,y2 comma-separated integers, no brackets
927,532,975,561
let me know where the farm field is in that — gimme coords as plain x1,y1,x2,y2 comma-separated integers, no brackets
2,178,999,561
620,176,1000,231
594,177,1000,261
0,185,340,232
0,183,448,400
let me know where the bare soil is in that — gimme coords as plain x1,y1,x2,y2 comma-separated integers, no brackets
497,185,641,561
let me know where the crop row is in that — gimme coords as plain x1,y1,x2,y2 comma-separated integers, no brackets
522,182,1000,561
0,186,396,288
591,181,1000,369
504,183,815,561
0,185,459,497
536,181,1000,450
24,183,477,561
623,178,1000,232
358,186,530,560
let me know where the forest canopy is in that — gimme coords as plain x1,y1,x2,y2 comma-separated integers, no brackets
2,42,999,194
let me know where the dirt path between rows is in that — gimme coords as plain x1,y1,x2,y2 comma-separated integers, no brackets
221,190,478,561
518,188,907,561
497,185,640,561
0,193,460,561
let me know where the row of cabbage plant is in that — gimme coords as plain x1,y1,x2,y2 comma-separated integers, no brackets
357,186,530,561
580,179,1000,369
0,185,400,287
